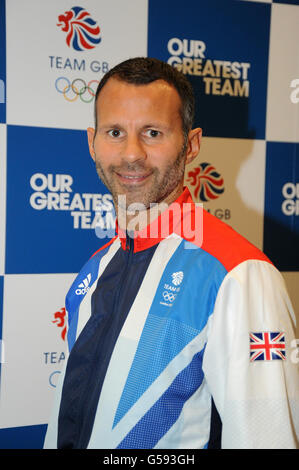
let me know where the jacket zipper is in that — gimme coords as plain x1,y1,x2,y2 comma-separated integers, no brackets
114,232,134,309
76,233,135,447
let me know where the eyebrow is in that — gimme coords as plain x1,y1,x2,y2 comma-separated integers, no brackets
98,122,172,132
97,123,123,130
142,123,171,131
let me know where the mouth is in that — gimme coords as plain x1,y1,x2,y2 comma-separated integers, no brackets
115,171,152,185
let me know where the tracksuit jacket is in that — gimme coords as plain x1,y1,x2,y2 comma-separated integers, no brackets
44,187,299,449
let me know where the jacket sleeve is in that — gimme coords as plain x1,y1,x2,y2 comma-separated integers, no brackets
202,259,299,449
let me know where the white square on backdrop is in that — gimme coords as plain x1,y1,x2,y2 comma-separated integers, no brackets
185,137,266,251
6,0,148,130
266,3,299,142
0,273,76,428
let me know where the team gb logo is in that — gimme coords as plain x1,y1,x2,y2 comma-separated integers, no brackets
57,6,101,51
172,271,184,286
186,162,224,202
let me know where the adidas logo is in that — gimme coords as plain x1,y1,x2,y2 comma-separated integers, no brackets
171,271,184,286
75,273,91,295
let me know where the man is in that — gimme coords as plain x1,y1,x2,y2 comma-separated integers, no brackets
44,57,298,449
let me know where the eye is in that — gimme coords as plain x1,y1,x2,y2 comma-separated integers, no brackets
108,129,122,138
146,129,160,138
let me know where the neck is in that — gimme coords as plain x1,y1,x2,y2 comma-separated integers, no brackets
116,183,184,233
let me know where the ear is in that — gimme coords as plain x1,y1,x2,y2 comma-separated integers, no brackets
185,127,202,165
87,127,96,161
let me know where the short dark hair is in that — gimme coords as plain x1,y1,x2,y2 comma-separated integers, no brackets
94,57,195,138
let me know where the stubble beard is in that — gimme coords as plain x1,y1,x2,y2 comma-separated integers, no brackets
94,142,188,213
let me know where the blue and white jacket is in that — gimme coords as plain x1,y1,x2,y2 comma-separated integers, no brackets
44,188,299,449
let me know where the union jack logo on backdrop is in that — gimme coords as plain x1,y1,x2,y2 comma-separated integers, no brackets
52,307,67,341
249,332,286,362
57,6,101,51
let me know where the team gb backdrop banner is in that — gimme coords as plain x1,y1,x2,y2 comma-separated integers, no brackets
0,0,298,448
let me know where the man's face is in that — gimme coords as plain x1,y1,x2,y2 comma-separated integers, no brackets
87,78,194,210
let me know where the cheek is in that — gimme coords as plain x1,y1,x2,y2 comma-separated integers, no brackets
94,141,114,165
150,143,183,166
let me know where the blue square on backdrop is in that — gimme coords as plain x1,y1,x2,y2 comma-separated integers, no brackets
273,0,299,5
148,0,271,139
5,125,115,274
0,424,47,449
0,0,6,123
263,142,299,271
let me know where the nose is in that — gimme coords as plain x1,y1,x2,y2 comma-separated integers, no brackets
122,134,147,163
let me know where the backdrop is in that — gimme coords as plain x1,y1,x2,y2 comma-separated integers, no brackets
0,0,298,449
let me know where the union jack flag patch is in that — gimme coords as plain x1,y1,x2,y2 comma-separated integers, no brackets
249,332,286,362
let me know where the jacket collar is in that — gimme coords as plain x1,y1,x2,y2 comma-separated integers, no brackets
116,187,194,253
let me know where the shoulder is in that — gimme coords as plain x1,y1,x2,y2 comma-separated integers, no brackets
89,235,118,260
66,235,118,307
202,209,271,272
65,236,120,349
189,205,271,273
174,189,271,273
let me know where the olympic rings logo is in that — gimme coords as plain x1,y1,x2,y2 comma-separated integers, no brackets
55,77,99,103
162,291,177,303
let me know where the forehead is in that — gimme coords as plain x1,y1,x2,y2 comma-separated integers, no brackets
95,78,182,125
